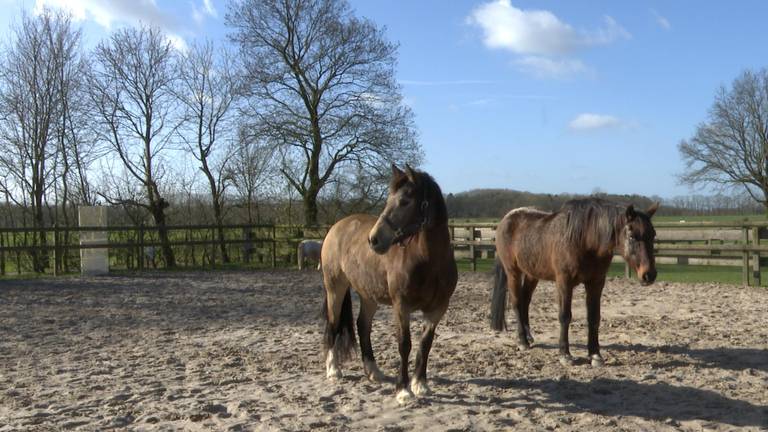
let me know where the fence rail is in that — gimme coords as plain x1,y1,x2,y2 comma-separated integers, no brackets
0,220,766,285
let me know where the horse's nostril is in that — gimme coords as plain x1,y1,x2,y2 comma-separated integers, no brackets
369,236,378,247
642,270,657,283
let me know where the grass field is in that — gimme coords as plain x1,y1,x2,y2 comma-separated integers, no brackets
451,214,767,225
455,259,747,286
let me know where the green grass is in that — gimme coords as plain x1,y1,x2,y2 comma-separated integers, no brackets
452,214,768,225
607,262,744,285
654,214,765,223
457,258,748,286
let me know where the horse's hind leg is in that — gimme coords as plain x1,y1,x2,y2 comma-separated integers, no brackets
556,277,575,366
322,274,355,379
585,278,606,367
357,296,384,382
520,276,538,345
411,305,447,397
507,270,530,350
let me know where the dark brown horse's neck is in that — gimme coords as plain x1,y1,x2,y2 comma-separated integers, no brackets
410,221,451,260
581,213,629,258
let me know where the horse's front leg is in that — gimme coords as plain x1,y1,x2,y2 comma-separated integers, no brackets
411,306,446,396
393,301,413,405
585,278,606,367
556,279,574,366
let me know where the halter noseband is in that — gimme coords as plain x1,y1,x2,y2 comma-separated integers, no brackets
383,195,430,247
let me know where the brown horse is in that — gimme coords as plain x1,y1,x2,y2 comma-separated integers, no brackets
321,164,457,404
490,198,658,367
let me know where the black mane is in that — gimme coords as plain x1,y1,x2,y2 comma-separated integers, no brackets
560,198,627,249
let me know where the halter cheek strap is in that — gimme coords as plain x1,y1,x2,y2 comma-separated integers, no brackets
385,199,430,246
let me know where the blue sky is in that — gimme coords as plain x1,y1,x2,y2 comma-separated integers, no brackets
1,0,765,198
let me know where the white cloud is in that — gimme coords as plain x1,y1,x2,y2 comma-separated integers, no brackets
34,0,188,49
651,9,671,30
467,0,630,55
202,0,217,17
568,113,621,131
466,1,629,78
515,56,590,79
192,0,217,24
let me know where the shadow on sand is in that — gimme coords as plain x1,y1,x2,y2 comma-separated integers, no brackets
605,343,768,373
432,375,768,428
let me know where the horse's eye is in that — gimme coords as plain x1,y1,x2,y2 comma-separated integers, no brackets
399,198,411,207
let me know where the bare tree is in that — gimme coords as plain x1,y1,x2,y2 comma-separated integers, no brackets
228,126,278,224
0,10,83,272
227,0,421,225
176,40,240,262
89,25,180,267
680,69,768,216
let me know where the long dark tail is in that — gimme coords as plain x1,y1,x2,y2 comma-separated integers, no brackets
322,288,357,361
490,259,508,331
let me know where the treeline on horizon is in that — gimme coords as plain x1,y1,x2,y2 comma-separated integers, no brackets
1,188,761,229
445,189,764,220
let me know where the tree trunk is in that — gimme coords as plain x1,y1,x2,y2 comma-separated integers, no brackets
32,192,48,274
303,191,319,227
150,202,176,268
212,199,230,263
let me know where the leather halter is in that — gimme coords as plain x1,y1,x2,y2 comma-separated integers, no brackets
382,194,430,247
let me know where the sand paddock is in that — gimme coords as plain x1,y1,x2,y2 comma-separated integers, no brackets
0,270,766,431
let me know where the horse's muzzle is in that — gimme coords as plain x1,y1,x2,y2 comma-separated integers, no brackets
368,233,389,255
640,269,657,286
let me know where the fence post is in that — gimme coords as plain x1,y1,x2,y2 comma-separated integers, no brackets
52,224,58,277
0,231,5,276
138,223,145,271
742,227,749,286
271,225,277,268
210,227,216,268
752,226,761,286
469,225,476,272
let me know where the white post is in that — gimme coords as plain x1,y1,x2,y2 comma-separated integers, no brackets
79,206,109,275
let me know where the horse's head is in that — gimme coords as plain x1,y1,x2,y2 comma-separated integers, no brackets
368,164,430,254
621,202,659,286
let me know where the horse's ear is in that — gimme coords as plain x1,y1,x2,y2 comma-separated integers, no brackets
404,163,417,183
626,204,637,220
391,163,404,179
646,202,659,218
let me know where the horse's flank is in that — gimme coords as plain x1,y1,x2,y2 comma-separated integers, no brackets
497,198,628,283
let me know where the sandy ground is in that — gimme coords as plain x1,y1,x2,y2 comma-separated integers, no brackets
0,270,766,431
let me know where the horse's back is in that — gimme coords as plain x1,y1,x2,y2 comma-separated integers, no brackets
497,207,559,280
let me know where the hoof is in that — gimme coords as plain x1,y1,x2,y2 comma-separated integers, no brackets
396,388,415,405
525,327,535,345
517,342,532,351
559,354,575,367
326,367,342,380
590,354,605,368
410,378,431,396
367,369,385,383
364,360,385,382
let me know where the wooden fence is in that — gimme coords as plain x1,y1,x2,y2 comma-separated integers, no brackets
1,220,767,286
450,220,768,286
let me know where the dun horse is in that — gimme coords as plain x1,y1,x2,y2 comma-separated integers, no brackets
321,164,457,404
490,198,658,366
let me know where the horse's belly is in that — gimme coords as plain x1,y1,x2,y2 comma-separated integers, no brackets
342,262,391,304
516,253,557,281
